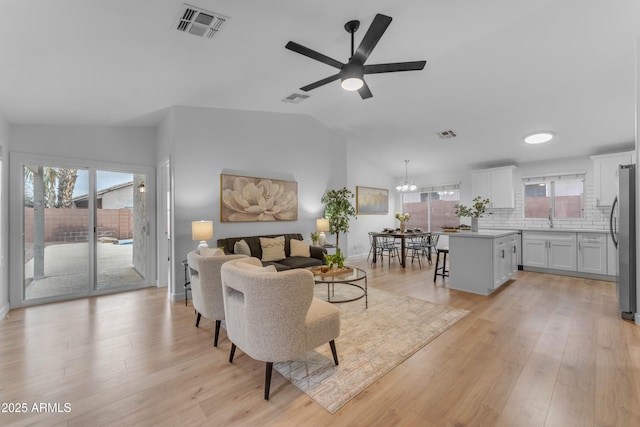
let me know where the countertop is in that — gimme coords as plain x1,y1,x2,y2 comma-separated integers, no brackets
437,229,520,239
488,227,609,234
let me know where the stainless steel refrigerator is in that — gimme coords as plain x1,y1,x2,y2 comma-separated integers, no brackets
609,163,636,320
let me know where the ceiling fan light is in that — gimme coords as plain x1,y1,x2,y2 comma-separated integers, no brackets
341,77,364,91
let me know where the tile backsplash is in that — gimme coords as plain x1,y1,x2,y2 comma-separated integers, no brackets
479,185,611,231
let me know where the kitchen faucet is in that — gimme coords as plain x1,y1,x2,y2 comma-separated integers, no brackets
548,208,553,228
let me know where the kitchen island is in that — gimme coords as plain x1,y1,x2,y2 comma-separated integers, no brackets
444,229,520,295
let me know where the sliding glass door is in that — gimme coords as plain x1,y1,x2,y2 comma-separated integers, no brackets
22,161,149,303
95,170,147,291
23,164,90,300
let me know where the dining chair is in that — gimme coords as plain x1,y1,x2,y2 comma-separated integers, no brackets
405,235,423,268
378,235,400,266
423,233,439,265
367,232,383,262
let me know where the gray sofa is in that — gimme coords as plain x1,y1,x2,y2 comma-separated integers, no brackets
217,233,326,271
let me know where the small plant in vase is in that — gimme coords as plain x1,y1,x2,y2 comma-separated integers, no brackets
310,232,320,246
395,212,411,232
454,196,490,231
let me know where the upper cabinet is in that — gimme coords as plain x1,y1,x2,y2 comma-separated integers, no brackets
591,151,635,207
471,165,517,208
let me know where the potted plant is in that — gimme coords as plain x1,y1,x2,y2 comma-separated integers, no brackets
323,248,346,269
310,231,320,246
321,187,357,249
454,196,490,231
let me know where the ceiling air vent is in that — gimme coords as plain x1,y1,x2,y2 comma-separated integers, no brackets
175,4,229,39
282,93,310,104
437,129,457,140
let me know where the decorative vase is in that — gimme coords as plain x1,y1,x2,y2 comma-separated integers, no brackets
399,220,406,233
471,217,479,232
312,239,319,246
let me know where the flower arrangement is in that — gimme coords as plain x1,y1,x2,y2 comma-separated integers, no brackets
395,212,411,222
454,196,491,218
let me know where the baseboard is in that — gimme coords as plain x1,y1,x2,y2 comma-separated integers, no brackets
522,266,615,282
0,302,10,320
170,290,189,303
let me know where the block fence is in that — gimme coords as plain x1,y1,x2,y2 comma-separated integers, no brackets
24,207,133,243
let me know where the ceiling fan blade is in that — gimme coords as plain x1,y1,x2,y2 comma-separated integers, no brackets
352,14,392,64
300,73,341,92
364,60,427,74
358,81,373,99
285,41,344,69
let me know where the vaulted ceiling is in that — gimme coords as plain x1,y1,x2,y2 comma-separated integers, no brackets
1,0,638,177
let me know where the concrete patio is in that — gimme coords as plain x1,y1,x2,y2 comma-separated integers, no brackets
24,241,146,300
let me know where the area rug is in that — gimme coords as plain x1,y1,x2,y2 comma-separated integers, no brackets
274,286,470,413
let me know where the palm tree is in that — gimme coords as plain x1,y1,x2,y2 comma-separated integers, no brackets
57,168,78,208
23,166,79,280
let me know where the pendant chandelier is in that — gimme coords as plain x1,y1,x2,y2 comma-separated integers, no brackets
396,160,417,192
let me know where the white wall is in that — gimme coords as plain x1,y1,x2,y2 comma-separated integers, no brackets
166,106,347,300
346,142,397,258
10,125,156,165
0,114,9,319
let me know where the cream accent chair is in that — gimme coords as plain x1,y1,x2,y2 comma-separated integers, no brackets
221,257,341,400
187,250,248,346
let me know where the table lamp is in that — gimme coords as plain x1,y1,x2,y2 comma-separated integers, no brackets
316,218,330,246
192,220,213,249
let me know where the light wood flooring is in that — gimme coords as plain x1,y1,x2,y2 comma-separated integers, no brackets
1,258,640,426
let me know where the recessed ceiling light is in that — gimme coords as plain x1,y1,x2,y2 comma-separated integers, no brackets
524,131,555,144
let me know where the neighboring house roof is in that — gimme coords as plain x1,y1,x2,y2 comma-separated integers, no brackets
72,181,133,203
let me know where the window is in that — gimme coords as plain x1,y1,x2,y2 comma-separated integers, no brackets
523,173,584,219
401,184,460,231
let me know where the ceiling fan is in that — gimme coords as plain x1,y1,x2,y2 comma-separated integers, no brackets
285,13,426,99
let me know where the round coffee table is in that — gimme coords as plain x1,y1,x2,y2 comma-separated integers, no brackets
308,266,368,309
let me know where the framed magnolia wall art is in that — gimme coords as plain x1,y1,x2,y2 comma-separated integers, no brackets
220,173,298,222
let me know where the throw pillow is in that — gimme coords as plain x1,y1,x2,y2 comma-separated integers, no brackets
290,239,310,257
200,247,224,257
234,239,252,256
260,236,286,262
235,262,277,273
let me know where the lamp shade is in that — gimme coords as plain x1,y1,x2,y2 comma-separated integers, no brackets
192,220,213,241
316,218,330,232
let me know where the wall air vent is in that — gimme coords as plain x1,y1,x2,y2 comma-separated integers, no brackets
437,129,457,140
175,4,229,39
282,93,310,104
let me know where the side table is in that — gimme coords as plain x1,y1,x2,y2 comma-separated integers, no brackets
182,259,191,306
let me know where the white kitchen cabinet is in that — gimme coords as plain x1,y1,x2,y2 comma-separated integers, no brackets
494,234,519,288
471,165,516,208
577,233,607,275
522,231,577,272
591,151,635,207
493,237,508,288
507,235,519,273
448,230,519,295
522,235,548,268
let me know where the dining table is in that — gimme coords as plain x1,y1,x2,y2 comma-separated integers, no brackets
370,230,431,268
